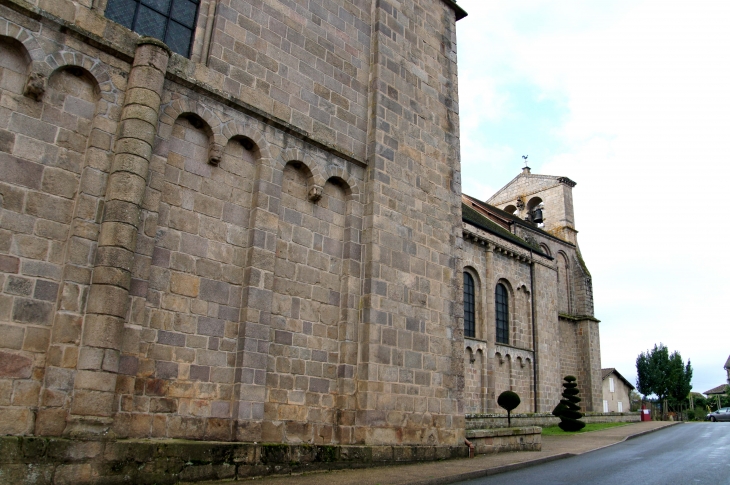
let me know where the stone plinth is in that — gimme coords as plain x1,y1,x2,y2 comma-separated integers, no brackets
466,427,541,455
0,437,470,485
466,412,640,429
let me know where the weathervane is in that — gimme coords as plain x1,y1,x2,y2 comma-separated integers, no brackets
522,155,528,167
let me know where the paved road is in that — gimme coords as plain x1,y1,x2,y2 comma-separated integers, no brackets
456,423,730,485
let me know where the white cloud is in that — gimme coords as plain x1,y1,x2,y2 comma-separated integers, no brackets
457,0,730,393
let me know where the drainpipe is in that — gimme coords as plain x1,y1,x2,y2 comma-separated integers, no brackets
530,250,538,413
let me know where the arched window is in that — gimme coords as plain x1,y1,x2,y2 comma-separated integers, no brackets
496,283,509,344
464,272,475,338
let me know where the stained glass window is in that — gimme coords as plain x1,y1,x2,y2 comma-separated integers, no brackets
105,0,199,58
496,283,509,344
464,272,475,338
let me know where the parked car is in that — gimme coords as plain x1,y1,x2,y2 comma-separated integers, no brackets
706,407,730,422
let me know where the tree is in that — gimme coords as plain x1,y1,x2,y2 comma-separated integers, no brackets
629,390,642,412
498,391,521,427
552,376,585,432
635,344,693,412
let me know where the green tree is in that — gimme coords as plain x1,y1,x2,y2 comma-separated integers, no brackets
635,344,693,410
667,353,692,406
552,376,585,432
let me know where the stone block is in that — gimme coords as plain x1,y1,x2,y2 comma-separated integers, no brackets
35,408,67,436
0,255,20,274
69,389,115,417
22,326,49,352
0,323,23,350
0,407,33,435
0,351,32,378
170,272,200,297
0,153,43,190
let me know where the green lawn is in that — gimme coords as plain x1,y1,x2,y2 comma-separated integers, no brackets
541,422,630,436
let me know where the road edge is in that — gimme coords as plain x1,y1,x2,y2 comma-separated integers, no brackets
409,422,683,485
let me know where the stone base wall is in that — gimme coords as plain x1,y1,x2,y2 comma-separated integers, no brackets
465,427,541,455
466,412,640,429
0,437,469,485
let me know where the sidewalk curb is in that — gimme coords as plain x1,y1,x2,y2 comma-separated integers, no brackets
408,422,682,485
411,453,576,485
623,421,682,441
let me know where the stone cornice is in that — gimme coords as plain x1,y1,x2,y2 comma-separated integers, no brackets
441,0,468,21
462,222,554,269
558,313,600,323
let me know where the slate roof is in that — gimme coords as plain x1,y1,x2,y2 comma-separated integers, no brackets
461,203,541,252
601,368,635,390
704,384,728,395
462,194,573,248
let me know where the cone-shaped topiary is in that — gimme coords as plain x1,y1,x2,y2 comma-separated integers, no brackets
497,390,521,427
552,375,585,432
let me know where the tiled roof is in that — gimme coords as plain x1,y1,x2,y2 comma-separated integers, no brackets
704,384,728,395
601,367,635,390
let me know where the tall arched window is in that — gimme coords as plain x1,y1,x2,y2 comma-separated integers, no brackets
464,272,475,338
496,283,509,344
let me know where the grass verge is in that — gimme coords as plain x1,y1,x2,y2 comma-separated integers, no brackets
541,422,630,436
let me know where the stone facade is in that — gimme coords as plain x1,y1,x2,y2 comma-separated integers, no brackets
0,0,602,473
461,166,602,415
0,0,470,449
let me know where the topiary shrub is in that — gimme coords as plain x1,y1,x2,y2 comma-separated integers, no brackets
497,390,521,427
552,375,585,432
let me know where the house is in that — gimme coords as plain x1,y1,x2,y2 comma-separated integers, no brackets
601,368,634,413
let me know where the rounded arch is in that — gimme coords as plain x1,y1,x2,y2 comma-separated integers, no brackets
45,53,112,89
0,36,32,96
0,20,46,66
556,251,571,314
325,176,353,198
526,196,543,212
503,204,517,215
158,98,224,163
539,243,551,257
557,251,571,269
221,119,270,160
323,166,361,198
47,64,102,100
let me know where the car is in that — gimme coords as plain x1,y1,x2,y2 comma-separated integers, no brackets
706,407,730,422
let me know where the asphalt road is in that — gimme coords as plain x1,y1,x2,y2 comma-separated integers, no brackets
456,423,730,485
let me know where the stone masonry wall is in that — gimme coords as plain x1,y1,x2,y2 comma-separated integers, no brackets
352,0,464,445
0,0,467,448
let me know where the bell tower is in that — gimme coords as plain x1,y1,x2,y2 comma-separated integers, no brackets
487,166,578,244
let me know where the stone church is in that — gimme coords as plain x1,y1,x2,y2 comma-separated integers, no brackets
0,0,600,459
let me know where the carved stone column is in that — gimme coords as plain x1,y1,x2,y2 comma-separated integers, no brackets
64,38,171,437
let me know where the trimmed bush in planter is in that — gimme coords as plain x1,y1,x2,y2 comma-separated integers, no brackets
497,390,521,427
552,375,585,431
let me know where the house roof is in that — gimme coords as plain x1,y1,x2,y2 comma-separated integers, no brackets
704,384,728,396
725,355,730,369
601,368,635,390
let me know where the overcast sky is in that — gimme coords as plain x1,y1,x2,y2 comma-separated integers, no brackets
455,0,730,395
